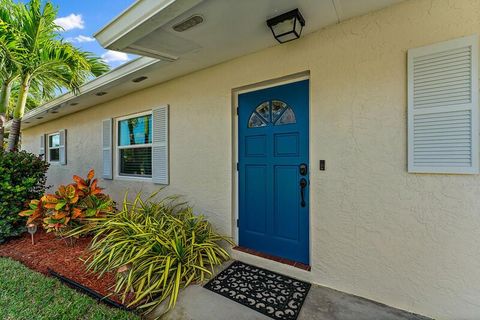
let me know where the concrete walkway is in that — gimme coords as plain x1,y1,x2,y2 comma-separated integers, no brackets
151,262,431,320
157,284,430,320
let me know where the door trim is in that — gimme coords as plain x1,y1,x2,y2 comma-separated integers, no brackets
231,71,311,264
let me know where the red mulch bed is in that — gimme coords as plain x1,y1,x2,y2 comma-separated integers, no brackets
0,229,128,305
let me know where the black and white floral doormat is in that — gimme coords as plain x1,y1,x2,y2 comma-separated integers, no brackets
204,261,311,320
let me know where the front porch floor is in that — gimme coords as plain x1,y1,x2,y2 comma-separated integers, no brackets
154,262,431,320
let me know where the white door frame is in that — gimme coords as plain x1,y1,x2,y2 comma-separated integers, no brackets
231,71,311,250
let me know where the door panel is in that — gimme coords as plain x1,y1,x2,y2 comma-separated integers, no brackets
274,165,299,241
274,133,299,156
238,79,309,264
245,165,268,234
245,135,267,157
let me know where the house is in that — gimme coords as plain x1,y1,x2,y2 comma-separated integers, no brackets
9,0,480,318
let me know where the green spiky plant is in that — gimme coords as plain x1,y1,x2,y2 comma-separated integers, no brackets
68,192,233,315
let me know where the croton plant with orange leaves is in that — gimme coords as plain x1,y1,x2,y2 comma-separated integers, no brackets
20,169,114,234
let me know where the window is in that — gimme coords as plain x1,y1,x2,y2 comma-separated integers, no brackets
106,106,169,184
248,100,296,128
48,133,60,162
117,113,152,178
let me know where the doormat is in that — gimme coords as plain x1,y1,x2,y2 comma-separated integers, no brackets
204,261,311,320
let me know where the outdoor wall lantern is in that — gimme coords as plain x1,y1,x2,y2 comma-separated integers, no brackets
27,223,37,245
267,9,305,44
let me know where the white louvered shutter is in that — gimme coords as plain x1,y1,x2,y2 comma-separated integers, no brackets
39,134,45,158
408,35,479,174
102,119,113,179
59,129,67,165
152,106,169,185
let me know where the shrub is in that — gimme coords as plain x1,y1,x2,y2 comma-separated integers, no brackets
69,192,232,314
20,169,114,235
0,151,49,243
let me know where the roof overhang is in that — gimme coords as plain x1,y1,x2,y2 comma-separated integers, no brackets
6,57,167,130
14,0,406,130
95,0,405,60
95,0,204,60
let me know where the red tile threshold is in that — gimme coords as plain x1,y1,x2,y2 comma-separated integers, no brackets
233,246,311,271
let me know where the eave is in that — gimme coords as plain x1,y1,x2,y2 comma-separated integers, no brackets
5,57,165,130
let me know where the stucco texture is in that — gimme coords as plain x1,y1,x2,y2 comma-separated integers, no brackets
21,0,480,319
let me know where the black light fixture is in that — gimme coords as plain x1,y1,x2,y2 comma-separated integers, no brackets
266,9,305,44
95,91,107,96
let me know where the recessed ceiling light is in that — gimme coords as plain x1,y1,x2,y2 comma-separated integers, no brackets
70,102,78,106
95,92,107,96
132,76,148,83
173,15,204,32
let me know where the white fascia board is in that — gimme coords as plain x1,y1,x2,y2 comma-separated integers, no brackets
94,0,203,51
5,57,159,130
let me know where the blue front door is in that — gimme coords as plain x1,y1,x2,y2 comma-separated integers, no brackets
238,80,309,264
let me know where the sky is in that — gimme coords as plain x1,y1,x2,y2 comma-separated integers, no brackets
19,0,138,68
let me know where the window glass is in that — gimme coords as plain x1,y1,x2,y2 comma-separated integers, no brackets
248,113,267,128
247,100,296,127
48,133,60,162
118,115,152,146
49,134,60,148
117,113,153,178
271,100,287,122
49,148,60,162
275,107,296,125
255,102,270,123
119,147,152,177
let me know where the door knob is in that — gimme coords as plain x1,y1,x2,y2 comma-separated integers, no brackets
299,163,308,176
300,178,307,207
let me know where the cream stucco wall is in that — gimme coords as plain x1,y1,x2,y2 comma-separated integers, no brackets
21,0,480,318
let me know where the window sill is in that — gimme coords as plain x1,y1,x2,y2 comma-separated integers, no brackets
113,175,153,182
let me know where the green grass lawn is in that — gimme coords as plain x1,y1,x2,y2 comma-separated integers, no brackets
0,257,141,320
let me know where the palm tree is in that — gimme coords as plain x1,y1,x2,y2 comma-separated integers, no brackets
0,0,20,151
3,0,109,151
7,80,54,118
0,0,62,149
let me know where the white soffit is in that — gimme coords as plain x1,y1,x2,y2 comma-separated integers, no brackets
95,0,204,57
96,0,404,63
90,0,405,109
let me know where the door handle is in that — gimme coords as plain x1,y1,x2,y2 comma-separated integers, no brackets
300,178,307,208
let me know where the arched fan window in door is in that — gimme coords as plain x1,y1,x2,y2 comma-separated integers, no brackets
247,100,296,128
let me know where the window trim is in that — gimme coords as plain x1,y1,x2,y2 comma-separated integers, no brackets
114,111,153,181
47,132,60,164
